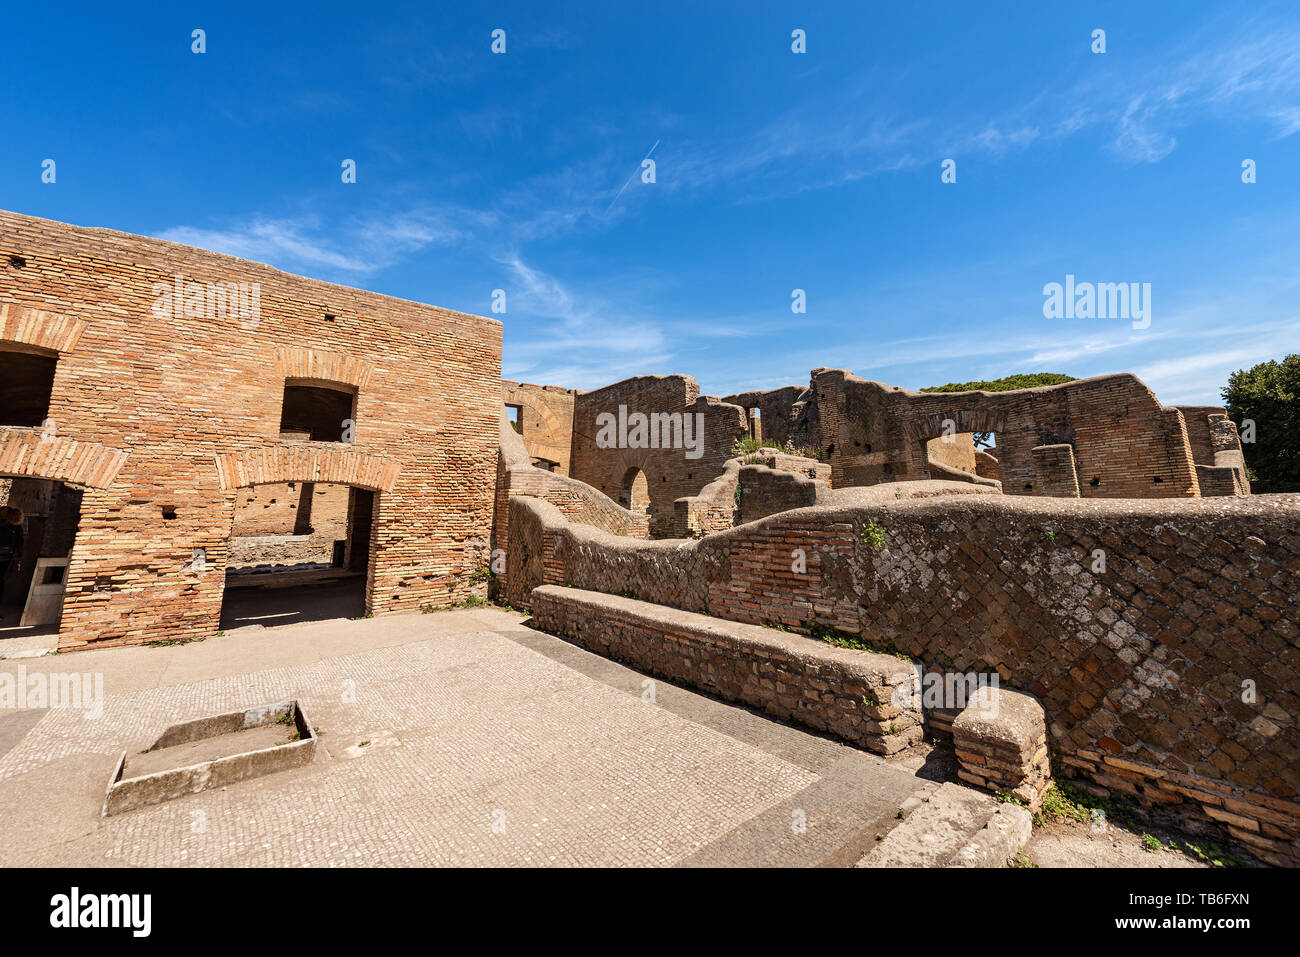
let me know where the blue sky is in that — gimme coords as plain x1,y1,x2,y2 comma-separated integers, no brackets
3,1,1299,403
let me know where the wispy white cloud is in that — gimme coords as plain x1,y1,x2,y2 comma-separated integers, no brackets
1112,97,1178,164
662,14,1300,193
499,255,674,389
159,211,466,276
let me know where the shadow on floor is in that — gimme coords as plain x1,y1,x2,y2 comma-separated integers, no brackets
0,600,58,637
219,575,367,631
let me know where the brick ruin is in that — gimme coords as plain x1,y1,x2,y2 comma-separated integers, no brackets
495,335,1295,863
500,362,1252,544
2,209,1294,863
0,209,500,649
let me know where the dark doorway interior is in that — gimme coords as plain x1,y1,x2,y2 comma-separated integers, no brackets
0,349,57,428
220,485,376,630
0,477,82,638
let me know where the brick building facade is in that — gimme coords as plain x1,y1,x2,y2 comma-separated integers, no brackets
0,209,501,650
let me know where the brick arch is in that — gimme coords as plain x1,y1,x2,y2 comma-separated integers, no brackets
511,390,564,438
507,389,569,466
273,346,375,390
618,463,651,512
0,303,90,354
612,447,657,481
214,445,399,492
0,428,128,489
906,408,1006,442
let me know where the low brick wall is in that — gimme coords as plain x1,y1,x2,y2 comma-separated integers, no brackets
507,490,1300,864
228,533,337,568
530,585,923,755
952,688,1053,810
674,451,830,537
737,459,829,524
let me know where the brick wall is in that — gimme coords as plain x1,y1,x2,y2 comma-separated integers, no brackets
531,585,923,755
570,375,748,537
737,458,831,525
1174,406,1251,496
507,491,1300,863
1031,443,1081,497
720,385,809,449
502,379,576,474
491,410,648,598
0,208,501,648
673,451,830,536
232,482,350,537
812,368,1214,499
925,433,978,474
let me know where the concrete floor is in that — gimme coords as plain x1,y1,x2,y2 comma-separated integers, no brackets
0,599,59,658
218,575,367,630
0,607,939,867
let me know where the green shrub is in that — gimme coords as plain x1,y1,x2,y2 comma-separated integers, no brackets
730,436,819,460
861,520,886,550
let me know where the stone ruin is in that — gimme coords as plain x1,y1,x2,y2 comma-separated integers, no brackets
1,208,1292,865
502,364,1252,542
496,367,1294,866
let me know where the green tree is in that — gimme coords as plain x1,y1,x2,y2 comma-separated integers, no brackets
1222,354,1300,493
919,372,1076,393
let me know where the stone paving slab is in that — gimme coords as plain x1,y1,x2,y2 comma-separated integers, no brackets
0,608,934,867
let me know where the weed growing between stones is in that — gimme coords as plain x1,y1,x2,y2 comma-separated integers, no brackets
1033,772,1249,866
807,622,910,659
145,635,208,648
860,521,886,550
729,436,819,459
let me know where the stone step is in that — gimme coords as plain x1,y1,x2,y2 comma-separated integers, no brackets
855,781,1033,868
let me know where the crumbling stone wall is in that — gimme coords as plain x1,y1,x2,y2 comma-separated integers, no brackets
507,491,1300,863
227,534,335,568
570,375,748,537
0,208,501,649
1174,405,1251,496
491,409,648,598
721,386,809,449
672,450,830,535
812,368,1217,498
736,457,831,525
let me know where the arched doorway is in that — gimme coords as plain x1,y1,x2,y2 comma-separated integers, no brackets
618,467,650,512
0,425,128,643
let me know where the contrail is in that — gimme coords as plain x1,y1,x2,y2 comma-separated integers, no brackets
606,138,661,212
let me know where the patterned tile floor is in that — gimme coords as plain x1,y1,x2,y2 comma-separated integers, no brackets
0,608,930,867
